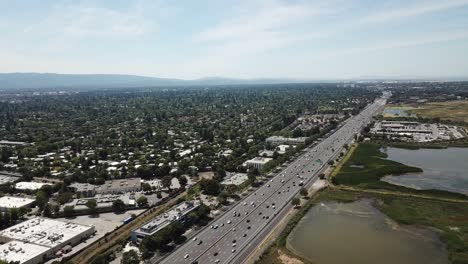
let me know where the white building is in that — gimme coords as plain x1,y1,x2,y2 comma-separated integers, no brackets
221,173,248,186
0,240,52,264
266,136,307,145
15,182,51,191
0,196,35,212
243,157,273,170
131,201,200,243
276,144,292,154
0,218,95,253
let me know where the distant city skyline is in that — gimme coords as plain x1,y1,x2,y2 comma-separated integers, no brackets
1,0,468,79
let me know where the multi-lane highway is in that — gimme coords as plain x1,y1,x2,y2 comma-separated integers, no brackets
157,94,388,264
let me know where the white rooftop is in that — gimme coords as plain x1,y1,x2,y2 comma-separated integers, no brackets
135,201,200,236
221,173,248,186
245,157,273,164
0,196,35,209
0,218,93,249
15,182,50,191
0,240,50,264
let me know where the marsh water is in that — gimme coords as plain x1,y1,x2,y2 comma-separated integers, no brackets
286,200,448,264
383,108,412,117
381,147,468,195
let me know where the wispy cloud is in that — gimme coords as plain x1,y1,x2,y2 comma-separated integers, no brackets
194,1,327,43
321,30,468,58
357,0,468,25
24,0,167,38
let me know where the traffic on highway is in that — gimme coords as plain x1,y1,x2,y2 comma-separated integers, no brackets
158,94,388,264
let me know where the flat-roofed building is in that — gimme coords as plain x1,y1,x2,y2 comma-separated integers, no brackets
95,178,141,194
266,136,307,145
0,172,21,185
70,183,96,198
243,157,273,170
0,196,35,212
15,182,51,191
221,173,248,186
0,218,95,253
131,200,200,243
0,140,30,147
0,240,52,264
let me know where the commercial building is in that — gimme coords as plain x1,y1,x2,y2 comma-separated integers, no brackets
0,240,51,264
131,200,200,243
266,136,307,145
15,181,51,191
0,140,30,147
221,173,248,186
95,178,141,194
69,182,96,198
0,172,21,185
0,218,94,264
371,121,466,142
0,196,35,212
66,193,136,211
243,157,273,170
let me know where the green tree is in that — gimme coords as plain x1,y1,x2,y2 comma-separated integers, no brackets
63,205,75,217
299,187,308,197
112,199,126,213
137,196,148,208
121,249,140,264
35,190,49,211
199,179,221,196
247,168,259,184
291,198,300,207
161,176,172,190
42,203,52,217
9,208,19,223
85,199,98,214
142,183,152,192
178,176,188,189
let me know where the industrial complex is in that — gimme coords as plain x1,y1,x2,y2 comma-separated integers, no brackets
0,196,35,212
371,120,466,142
0,218,95,264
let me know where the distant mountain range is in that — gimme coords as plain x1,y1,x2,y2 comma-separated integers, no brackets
1,73,466,90
0,73,300,90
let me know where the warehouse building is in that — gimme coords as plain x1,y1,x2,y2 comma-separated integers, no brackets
0,240,51,264
0,196,35,212
15,181,51,191
0,218,95,254
266,136,307,145
132,200,200,243
95,178,141,194
69,182,96,198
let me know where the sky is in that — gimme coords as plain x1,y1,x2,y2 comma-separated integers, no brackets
1,0,468,80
